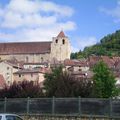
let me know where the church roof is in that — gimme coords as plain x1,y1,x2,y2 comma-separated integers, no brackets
0,42,51,55
57,31,66,38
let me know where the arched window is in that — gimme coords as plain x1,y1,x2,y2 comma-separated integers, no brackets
56,39,58,43
62,39,65,44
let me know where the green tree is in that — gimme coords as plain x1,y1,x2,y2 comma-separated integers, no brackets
71,50,85,59
44,66,93,97
82,29,120,57
92,61,118,98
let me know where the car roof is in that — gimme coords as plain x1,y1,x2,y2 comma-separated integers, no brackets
0,113,19,116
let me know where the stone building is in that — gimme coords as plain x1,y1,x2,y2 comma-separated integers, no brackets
0,61,22,86
13,68,48,87
0,31,71,63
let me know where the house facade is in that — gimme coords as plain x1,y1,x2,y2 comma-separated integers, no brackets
13,68,49,87
0,61,21,86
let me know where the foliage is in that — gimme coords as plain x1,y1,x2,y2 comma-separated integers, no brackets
92,61,119,98
0,81,44,98
71,50,85,59
44,66,93,97
72,30,120,58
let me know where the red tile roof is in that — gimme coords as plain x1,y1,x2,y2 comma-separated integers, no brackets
14,69,41,74
14,67,51,74
88,56,115,68
0,42,51,55
57,31,66,38
64,59,88,67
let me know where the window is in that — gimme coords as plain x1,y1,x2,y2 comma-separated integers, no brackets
31,73,33,77
26,56,28,62
7,73,9,76
6,116,14,120
15,116,23,120
7,81,10,85
62,39,65,44
19,74,21,77
41,57,43,62
56,39,58,43
7,67,9,70
6,115,23,120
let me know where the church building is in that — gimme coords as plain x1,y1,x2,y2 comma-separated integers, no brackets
0,31,71,63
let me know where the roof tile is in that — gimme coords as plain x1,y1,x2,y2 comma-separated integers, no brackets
0,42,51,55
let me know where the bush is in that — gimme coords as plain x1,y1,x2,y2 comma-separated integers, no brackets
0,81,44,98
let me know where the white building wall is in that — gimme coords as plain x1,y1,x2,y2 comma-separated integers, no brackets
0,62,19,85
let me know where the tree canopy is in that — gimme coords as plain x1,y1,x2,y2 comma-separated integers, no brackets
44,66,93,97
71,30,120,58
92,61,119,98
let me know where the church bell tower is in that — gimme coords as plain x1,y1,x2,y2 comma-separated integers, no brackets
51,31,71,61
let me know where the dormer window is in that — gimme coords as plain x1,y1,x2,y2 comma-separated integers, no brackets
56,39,58,43
62,39,65,44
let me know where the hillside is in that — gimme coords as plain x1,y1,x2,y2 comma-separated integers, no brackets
71,30,120,59
82,30,120,58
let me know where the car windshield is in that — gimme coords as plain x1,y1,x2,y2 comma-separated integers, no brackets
6,116,14,120
6,115,23,120
0,116,2,120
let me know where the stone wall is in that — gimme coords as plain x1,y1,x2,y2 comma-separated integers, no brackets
22,115,111,120
51,36,71,61
0,53,50,63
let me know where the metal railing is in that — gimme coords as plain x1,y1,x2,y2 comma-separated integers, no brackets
0,97,120,118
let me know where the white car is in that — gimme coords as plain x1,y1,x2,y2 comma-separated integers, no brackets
0,114,23,120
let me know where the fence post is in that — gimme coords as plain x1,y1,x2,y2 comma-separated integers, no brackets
4,97,7,113
52,96,55,115
78,96,81,116
109,97,112,118
27,97,30,115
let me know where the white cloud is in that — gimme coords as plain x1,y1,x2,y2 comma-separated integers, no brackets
100,0,120,23
39,1,74,17
0,22,76,42
0,0,75,42
72,36,98,52
6,0,40,14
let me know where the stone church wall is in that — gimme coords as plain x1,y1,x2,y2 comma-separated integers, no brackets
0,53,50,63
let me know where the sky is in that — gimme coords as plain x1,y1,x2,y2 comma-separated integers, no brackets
0,0,120,52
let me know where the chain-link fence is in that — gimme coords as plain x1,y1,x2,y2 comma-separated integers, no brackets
0,97,120,118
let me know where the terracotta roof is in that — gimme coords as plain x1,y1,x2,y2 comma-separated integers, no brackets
14,67,50,74
24,62,48,65
0,42,51,55
57,31,66,38
88,56,115,68
64,59,88,67
0,74,6,89
14,69,41,74
0,60,23,69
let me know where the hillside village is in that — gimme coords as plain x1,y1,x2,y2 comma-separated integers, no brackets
0,31,120,89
